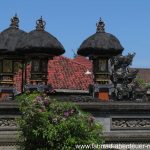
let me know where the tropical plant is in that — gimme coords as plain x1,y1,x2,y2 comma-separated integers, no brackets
17,93,103,150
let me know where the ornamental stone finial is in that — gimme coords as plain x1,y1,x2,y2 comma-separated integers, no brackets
10,14,19,29
96,17,105,33
36,16,46,31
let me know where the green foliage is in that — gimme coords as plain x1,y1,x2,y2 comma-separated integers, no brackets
17,93,103,150
135,77,145,87
135,76,150,89
146,84,150,89
16,91,40,112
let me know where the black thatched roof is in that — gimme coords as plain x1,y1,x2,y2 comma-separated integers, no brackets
0,27,26,53
0,15,26,54
78,32,124,56
16,17,65,56
16,30,65,56
77,18,124,57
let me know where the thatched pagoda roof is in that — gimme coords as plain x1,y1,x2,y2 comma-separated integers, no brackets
16,17,65,56
77,18,124,57
0,15,26,54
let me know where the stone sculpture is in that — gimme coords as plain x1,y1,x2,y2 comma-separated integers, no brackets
111,53,148,101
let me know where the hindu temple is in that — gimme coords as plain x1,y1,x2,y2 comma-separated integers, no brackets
0,15,149,149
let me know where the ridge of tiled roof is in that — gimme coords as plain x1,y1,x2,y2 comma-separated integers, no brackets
55,55,92,70
132,68,150,70
72,55,92,69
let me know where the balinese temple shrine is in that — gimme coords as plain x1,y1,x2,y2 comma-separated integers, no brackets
0,15,26,100
16,16,65,92
78,18,124,101
0,15,150,148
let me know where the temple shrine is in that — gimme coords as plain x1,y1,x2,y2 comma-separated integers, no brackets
0,15,149,148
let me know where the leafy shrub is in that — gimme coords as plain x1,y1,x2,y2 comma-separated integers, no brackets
135,76,150,89
17,93,103,150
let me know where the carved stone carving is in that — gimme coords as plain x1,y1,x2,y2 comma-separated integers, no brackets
0,118,17,128
110,53,148,101
112,118,150,129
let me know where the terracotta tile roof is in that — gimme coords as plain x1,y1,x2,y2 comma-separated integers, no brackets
134,68,150,83
47,56,93,90
73,55,92,69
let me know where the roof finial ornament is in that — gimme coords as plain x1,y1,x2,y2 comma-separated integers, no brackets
36,16,46,31
96,17,105,33
10,14,19,29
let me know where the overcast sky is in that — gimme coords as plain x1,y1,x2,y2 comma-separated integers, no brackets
0,0,150,68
